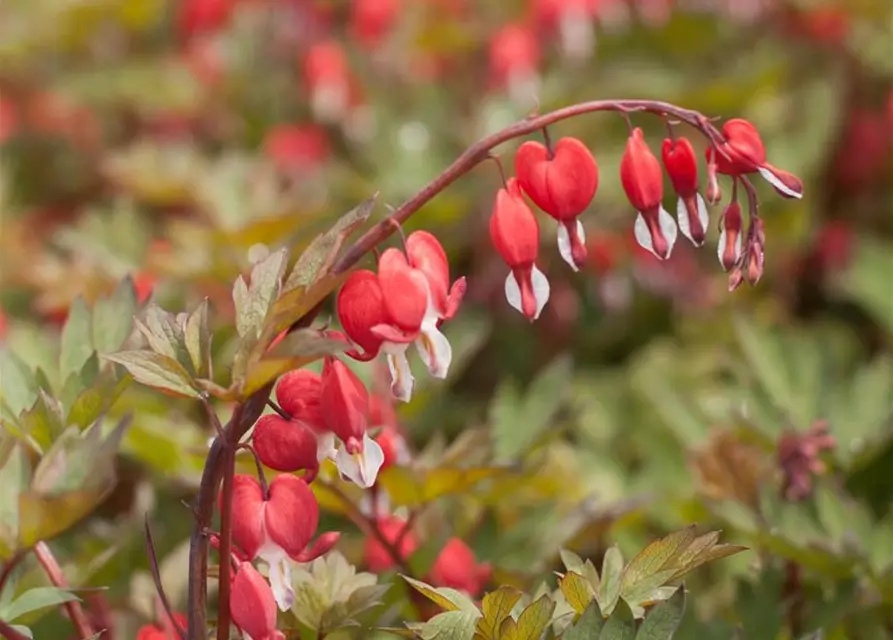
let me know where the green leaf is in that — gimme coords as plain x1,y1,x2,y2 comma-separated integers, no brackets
91,276,138,355
0,587,80,623
476,586,523,640
619,527,746,610
599,546,624,615
284,195,377,291
184,299,212,379
635,586,685,640
134,304,192,372
402,575,481,614
0,443,29,560
499,594,555,640
103,351,199,398
259,271,351,347
0,349,39,418
562,600,605,640
838,236,893,337
600,600,636,640
59,297,94,380
19,391,66,452
410,610,479,640
66,369,131,431
559,572,596,616
233,247,289,339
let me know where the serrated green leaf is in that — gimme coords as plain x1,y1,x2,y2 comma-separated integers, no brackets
415,610,479,640
135,304,192,372
59,297,94,380
259,271,351,347
91,276,137,355
499,594,555,640
234,247,289,340
562,600,604,640
0,586,80,623
402,575,480,614
241,330,345,397
599,546,624,615
284,196,377,291
634,586,685,640
600,599,636,640
476,586,523,640
19,391,66,452
184,298,211,378
559,572,596,616
103,351,198,398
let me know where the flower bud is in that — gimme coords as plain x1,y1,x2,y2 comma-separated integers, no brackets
621,128,677,259
717,201,744,272
662,136,708,247
230,562,286,640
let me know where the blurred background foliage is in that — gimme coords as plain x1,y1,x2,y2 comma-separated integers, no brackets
1,0,893,638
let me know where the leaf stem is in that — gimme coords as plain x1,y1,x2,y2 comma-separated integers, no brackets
33,542,95,639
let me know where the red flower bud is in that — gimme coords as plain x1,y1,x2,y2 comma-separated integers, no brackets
704,151,723,205
662,136,708,247
489,178,550,320
514,136,598,270
620,128,677,259
717,201,744,272
251,414,320,480
230,562,286,640
429,538,491,597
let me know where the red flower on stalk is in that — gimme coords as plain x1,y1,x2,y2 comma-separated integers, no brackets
230,561,286,640
515,136,599,270
489,177,550,321
620,127,677,260
224,474,338,610
429,538,491,598
661,135,709,247
708,119,803,199
251,414,321,480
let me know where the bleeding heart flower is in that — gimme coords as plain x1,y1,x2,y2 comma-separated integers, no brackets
488,24,540,102
350,0,400,48
337,270,390,361
224,474,338,610
621,127,677,259
404,230,466,323
429,538,491,598
275,369,337,463
303,41,353,122
515,137,599,270
717,201,744,272
661,136,709,247
709,119,803,199
363,516,419,572
251,414,321,480
263,124,330,172
489,177,550,321
320,356,385,487
229,561,286,640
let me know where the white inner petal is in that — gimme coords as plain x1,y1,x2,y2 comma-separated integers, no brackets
384,346,414,403
717,227,743,270
334,433,385,489
259,550,294,612
504,271,523,316
758,166,802,199
633,212,655,256
315,431,337,463
530,264,551,320
556,220,586,271
696,193,710,240
658,205,678,259
415,318,453,379
676,196,693,245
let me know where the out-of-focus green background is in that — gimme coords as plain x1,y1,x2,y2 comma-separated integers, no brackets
1,0,893,638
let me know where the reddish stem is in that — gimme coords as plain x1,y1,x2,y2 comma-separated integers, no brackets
33,542,95,639
0,551,25,597
0,616,30,640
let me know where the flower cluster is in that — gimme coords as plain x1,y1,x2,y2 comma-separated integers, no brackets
488,117,803,319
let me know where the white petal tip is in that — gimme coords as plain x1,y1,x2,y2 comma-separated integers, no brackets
758,166,803,199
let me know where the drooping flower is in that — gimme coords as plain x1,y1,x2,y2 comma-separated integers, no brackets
404,230,466,325
230,561,286,640
320,356,385,488
515,137,599,270
429,538,491,598
717,201,744,272
620,127,677,260
225,474,338,610
275,369,338,463
251,414,320,480
489,177,550,320
661,135,709,247
709,119,803,199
